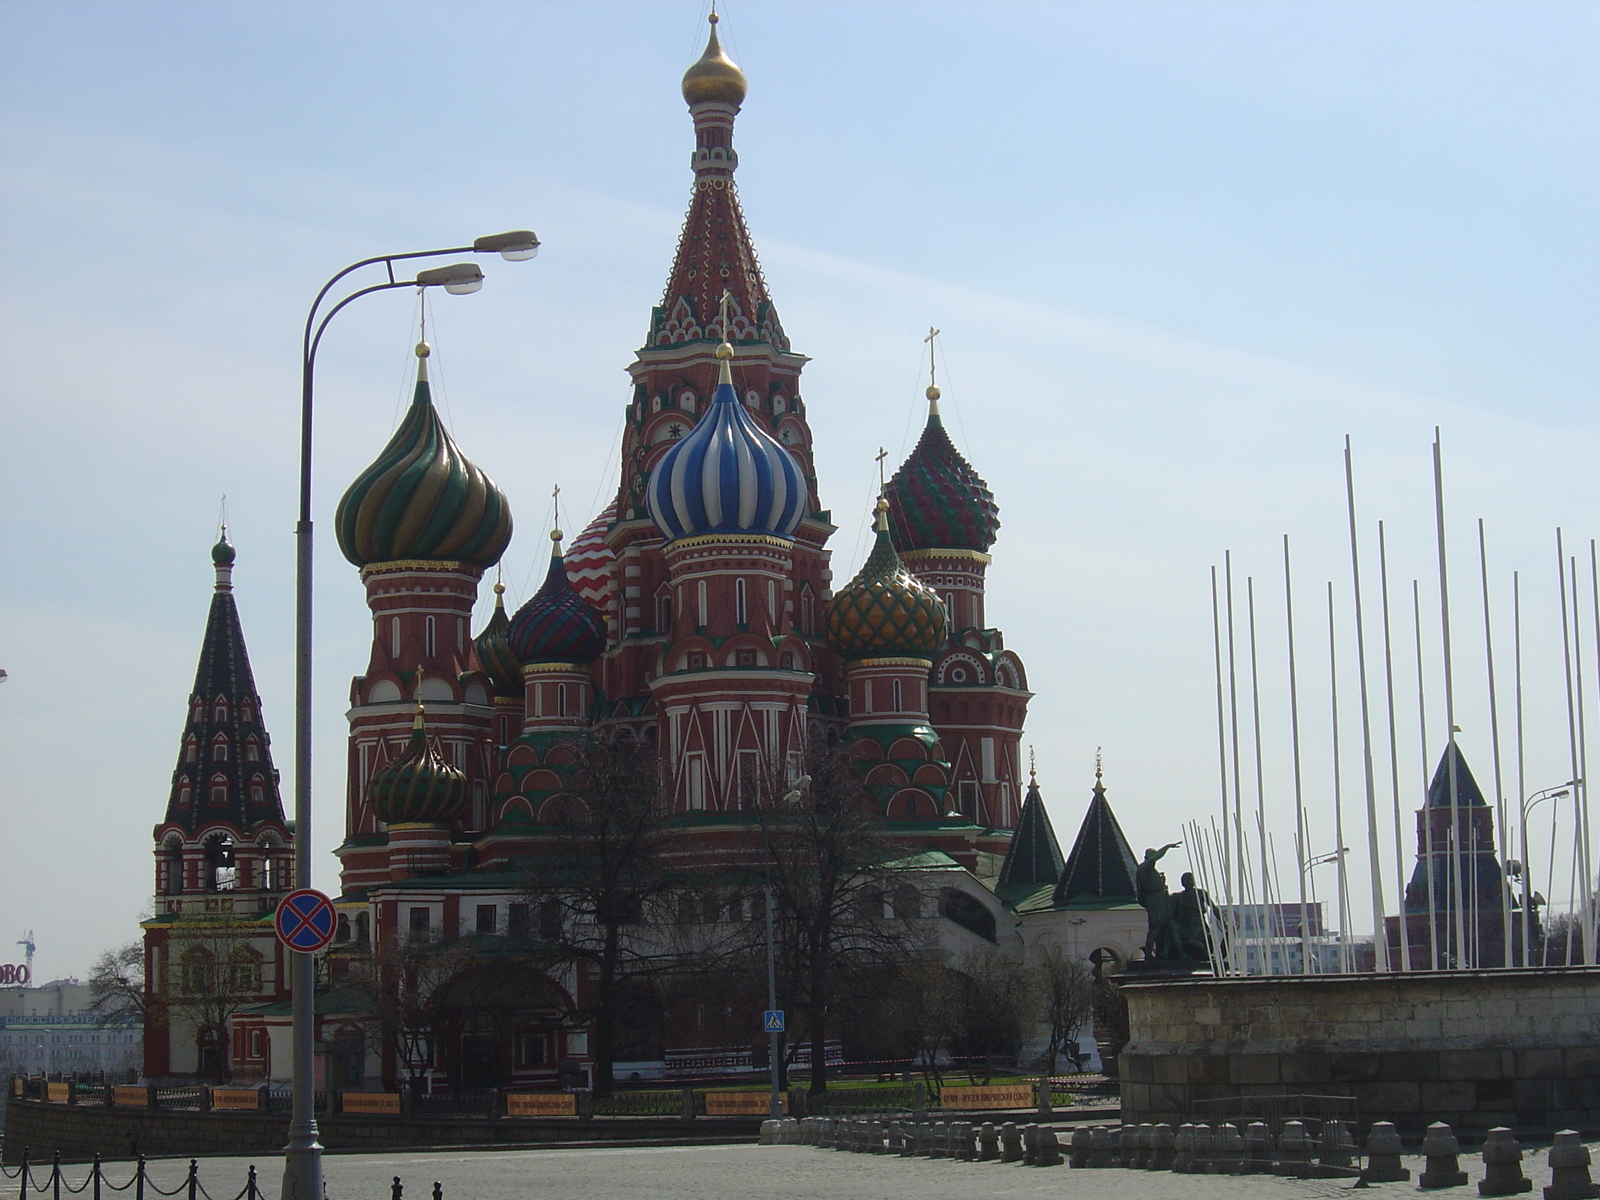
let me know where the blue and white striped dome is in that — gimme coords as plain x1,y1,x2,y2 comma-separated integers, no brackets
646,378,806,542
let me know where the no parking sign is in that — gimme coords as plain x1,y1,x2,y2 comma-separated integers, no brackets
274,889,337,953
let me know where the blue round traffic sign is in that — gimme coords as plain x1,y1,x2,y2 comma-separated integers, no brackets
275,889,337,952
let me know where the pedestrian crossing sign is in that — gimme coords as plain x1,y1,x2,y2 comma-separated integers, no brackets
763,1010,785,1033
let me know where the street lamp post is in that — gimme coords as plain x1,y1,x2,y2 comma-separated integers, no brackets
281,230,538,1200
1304,848,1348,973
1517,781,1575,969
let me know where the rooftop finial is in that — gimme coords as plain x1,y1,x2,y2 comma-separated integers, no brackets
211,516,236,586
875,446,888,493
416,306,431,382
923,326,942,416
873,494,890,533
715,290,735,385
1095,746,1103,784
1029,745,1037,784
682,7,747,107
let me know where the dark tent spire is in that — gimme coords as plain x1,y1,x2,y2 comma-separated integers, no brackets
1053,761,1139,906
1427,742,1488,808
997,764,1065,890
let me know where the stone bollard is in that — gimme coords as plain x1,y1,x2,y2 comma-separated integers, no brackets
1244,1121,1272,1174
1277,1120,1313,1178
1119,1125,1140,1169
1218,1123,1247,1174
1317,1120,1359,1178
1420,1122,1470,1189
978,1122,999,1161
1069,1125,1094,1169
1171,1124,1195,1174
1090,1124,1119,1168
787,1118,803,1144
1189,1123,1214,1173
1000,1122,1024,1163
760,1119,779,1145
1362,1122,1412,1184
1479,1127,1533,1197
1148,1124,1176,1172
1545,1130,1600,1200
953,1121,975,1161
1022,1123,1040,1167
1035,1128,1063,1167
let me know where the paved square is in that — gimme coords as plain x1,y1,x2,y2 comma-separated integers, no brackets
137,1140,1592,1200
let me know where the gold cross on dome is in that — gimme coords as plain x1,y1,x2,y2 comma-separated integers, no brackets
924,326,941,389
875,446,888,492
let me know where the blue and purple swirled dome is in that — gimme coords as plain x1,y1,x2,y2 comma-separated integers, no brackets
645,359,806,543
507,533,607,665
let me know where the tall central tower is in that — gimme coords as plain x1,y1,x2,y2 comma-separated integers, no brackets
590,15,839,806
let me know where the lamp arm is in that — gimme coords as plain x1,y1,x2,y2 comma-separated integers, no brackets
301,246,474,365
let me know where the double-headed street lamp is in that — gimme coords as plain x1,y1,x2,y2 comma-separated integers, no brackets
282,230,539,1200
1516,781,1577,969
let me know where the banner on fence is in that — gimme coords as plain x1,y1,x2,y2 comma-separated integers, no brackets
505,1092,576,1117
704,1091,785,1116
341,1091,401,1115
45,1082,70,1103
112,1086,150,1107
936,1083,1034,1110
210,1088,261,1111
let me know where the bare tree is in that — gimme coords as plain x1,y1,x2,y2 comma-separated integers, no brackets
159,918,270,1081
755,738,920,1095
517,732,683,1097
1032,945,1096,1075
88,942,147,1028
951,945,1035,1083
343,931,484,1092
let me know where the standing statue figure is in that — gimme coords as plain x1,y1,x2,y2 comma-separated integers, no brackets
1136,843,1183,960
1170,871,1218,963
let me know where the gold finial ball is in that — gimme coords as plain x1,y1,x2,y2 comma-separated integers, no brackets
550,529,564,542
926,385,941,401
415,341,431,358
874,496,890,514
715,341,734,360
493,581,505,595
709,10,719,23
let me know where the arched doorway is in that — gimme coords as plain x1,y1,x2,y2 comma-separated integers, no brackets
432,963,570,1091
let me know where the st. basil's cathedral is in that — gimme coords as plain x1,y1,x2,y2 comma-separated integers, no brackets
143,17,1155,1088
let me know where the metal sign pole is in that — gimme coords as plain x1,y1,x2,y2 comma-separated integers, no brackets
764,882,780,1120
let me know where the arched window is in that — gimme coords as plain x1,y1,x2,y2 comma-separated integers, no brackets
391,617,401,658
557,683,568,717
892,679,903,711
736,578,747,625
185,741,197,764
214,701,228,722
213,738,228,762
425,616,436,658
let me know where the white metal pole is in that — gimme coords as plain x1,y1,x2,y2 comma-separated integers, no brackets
1477,520,1512,968
1226,552,1246,959
1344,437,1390,971
1327,582,1353,972
1568,555,1594,964
1557,531,1583,965
1283,536,1313,974
1378,522,1411,970
1515,572,1531,967
1247,578,1272,975
1414,581,1439,970
1432,432,1468,967
1210,567,1233,911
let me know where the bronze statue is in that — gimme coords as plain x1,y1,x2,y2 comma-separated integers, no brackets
1136,842,1183,960
1171,870,1217,962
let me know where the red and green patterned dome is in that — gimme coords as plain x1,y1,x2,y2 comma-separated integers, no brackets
368,703,467,825
508,533,607,665
883,391,999,554
824,502,949,661
335,344,512,569
472,583,522,698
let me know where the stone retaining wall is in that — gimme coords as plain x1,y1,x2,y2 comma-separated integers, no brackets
1118,967,1600,1134
1,1099,758,1163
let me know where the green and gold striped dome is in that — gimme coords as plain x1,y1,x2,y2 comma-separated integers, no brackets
335,343,513,570
473,582,523,698
824,500,949,661
368,702,468,825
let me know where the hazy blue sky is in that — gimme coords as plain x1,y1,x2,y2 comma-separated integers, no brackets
2,1,1597,979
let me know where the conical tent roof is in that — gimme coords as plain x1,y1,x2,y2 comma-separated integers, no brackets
1053,776,1140,906
998,776,1065,891
1426,742,1489,808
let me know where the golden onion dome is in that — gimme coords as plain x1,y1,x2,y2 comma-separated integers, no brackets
368,701,468,826
335,342,513,570
681,13,747,108
824,500,949,661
